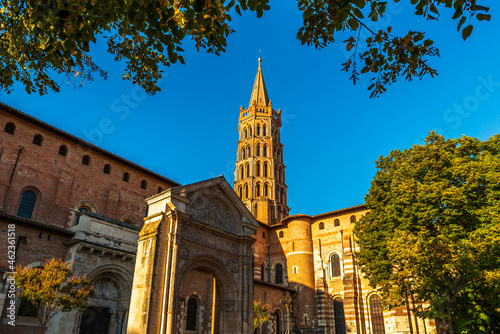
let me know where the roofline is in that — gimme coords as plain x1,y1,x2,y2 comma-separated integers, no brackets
312,204,367,220
254,279,296,292
0,210,74,235
0,102,181,187
279,214,312,225
279,204,367,224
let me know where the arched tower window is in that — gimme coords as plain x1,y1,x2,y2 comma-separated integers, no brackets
256,125,260,136
256,144,260,156
244,128,248,138
369,294,386,334
248,127,252,136
262,145,267,157
33,134,43,146
334,219,340,227
241,147,246,160
256,183,261,197
141,180,147,189
17,190,37,219
245,184,249,198
186,297,198,331
319,222,325,230
275,264,283,284
4,122,15,134
245,163,250,178
246,146,251,157
256,161,261,176
238,186,242,199
263,162,268,177
123,172,130,182
103,164,111,174
262,125,267,136
279,231,284,238
350,215,356,223
331,254,341,277
58,145,68,156
333,297,347,334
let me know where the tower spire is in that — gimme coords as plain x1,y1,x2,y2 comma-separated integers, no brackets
249,57,269,107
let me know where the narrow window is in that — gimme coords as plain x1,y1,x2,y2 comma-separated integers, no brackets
58,145,67,156
141,180,147,189
4,122,15,134
350,215,356,223
369,295,386,334
245,184,249,198
262,231,266,238
262,125,267,136
246,146,251,157
319,222,325,230
263,163,268,177
256,162,261,176
264,184,269,197
240,165,244,179
238,186,242,199
292,266,298,274
245,164,250,178
331,254,341,277
261,264,265,281
262,145,267,157
186,297,198,331
256,183,261,197
82,155,90,165
279,231,284,238
249,127,252,136
244,128,248,138
256,144,260,156
333,297,347,334
275,311,281,334
17,190,36,219
256,125,260,136
33,134,43,146
103,164,111,174
275,264,283,284
123,172,130,182
334,219,340,227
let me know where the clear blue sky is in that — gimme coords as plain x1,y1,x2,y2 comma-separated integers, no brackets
2,2,500,216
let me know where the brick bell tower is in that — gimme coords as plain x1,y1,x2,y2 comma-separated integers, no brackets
234,58,289,225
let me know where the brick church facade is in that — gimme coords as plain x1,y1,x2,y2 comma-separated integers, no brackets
0,59,436,334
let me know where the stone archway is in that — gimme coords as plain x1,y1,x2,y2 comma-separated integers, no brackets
176,255,239,334
127,177,259,334
80,264,133,334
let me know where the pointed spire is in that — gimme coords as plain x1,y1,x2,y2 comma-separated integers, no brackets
249,57,269,107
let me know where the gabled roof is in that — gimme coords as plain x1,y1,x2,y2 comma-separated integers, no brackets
249,57,269,107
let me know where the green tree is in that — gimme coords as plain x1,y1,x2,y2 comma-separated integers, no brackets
254,299,270,330
355,132,500,334
0,1,491,96
15,258,95,334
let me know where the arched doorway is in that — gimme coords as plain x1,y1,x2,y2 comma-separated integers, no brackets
79,307,111,334
80,265,133,334
177,255,238,334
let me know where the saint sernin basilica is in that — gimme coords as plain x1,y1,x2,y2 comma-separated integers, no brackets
0,59,437,334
